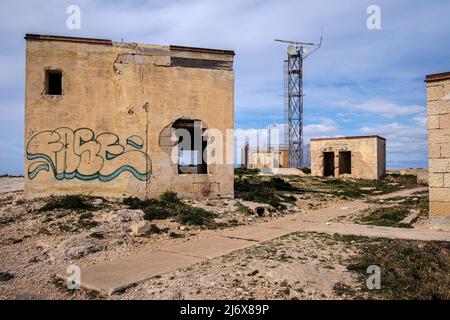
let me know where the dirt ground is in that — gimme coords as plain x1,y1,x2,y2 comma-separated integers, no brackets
0,173,447,300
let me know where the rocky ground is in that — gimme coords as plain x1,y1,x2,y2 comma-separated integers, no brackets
116,232,360,300
2,173,446,300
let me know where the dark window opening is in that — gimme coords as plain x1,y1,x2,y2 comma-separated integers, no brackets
46,70,62,95
323,152,335,177
339,151,352,175
173,119,207,174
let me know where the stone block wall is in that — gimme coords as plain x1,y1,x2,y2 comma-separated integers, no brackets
426,72,450,224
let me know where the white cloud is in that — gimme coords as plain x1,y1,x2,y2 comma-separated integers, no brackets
412,113,428,127
304,119,339,137
339,99,425,118
359,121,427,168
235,118,339,151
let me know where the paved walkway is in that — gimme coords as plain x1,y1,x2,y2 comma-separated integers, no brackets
78,187,450,295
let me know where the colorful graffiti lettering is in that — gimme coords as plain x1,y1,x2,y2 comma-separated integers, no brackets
26,127,151,181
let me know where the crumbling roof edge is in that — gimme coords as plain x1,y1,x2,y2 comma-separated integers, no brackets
24,34,113,45
24,34,235,56
170,45,235,56
310,135,386,142
425,71,450,83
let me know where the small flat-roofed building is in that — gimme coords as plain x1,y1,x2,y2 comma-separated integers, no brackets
310,135,386,179
241,145,289,169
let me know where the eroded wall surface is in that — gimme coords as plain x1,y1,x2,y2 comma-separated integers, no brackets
24,36,234,199
426,72,450,224
310,136,386,179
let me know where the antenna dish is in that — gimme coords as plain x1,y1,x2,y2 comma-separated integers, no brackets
287,44,297,56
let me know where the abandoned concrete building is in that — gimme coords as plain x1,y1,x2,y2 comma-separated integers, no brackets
426,71,450,224
241,144,289,169
310,135,386,179
24,34,235,199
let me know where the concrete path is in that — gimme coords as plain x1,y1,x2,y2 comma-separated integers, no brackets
78,187,450,295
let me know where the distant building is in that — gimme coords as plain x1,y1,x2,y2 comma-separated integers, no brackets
310,135,386,179
242,145,289,169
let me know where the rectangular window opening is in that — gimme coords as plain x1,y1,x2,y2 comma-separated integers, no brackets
46,70,62,95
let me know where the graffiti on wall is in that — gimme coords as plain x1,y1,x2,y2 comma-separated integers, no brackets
26,127,151,181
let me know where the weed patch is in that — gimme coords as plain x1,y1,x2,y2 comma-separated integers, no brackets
333,282,355,297
234,168,260,177
346,238,450,299
123,192,217,228
235,176,299,209
39,195,97,212
0,272,14,282
356,191,428,227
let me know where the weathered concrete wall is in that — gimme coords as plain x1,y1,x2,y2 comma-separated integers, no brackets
24,35,234,199
310,136,386,180
426,72,450,224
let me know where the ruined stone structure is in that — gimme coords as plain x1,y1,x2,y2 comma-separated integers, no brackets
24,34,234,199
310,136,386,179
426,71,450,224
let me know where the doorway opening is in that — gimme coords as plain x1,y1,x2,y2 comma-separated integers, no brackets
339,151,352,175
323,152,335,177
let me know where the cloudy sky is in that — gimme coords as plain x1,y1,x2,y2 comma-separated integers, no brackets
1,0,449,174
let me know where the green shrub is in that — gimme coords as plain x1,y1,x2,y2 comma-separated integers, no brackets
159,191,179,203
123,191,217,228
346,238,450,299
169,232,184,238
234,167,260,177
175,206,216,227
39,195,95,212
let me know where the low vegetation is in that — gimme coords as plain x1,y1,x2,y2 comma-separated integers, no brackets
320,174,418,199
345,236,450,300
0,272,14,282
123,191,217,228
359,206,413,228
38,195,98,212
0,174,23,178
234,167,260,177
356,192,428,228
234,176,300,209
234,173,419,211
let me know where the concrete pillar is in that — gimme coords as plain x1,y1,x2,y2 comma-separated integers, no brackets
426,72,450,225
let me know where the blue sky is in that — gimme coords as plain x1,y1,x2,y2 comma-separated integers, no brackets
1,0,449,174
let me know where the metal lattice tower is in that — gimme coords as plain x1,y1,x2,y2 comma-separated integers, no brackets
286,52,303,168
275,35,322,168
